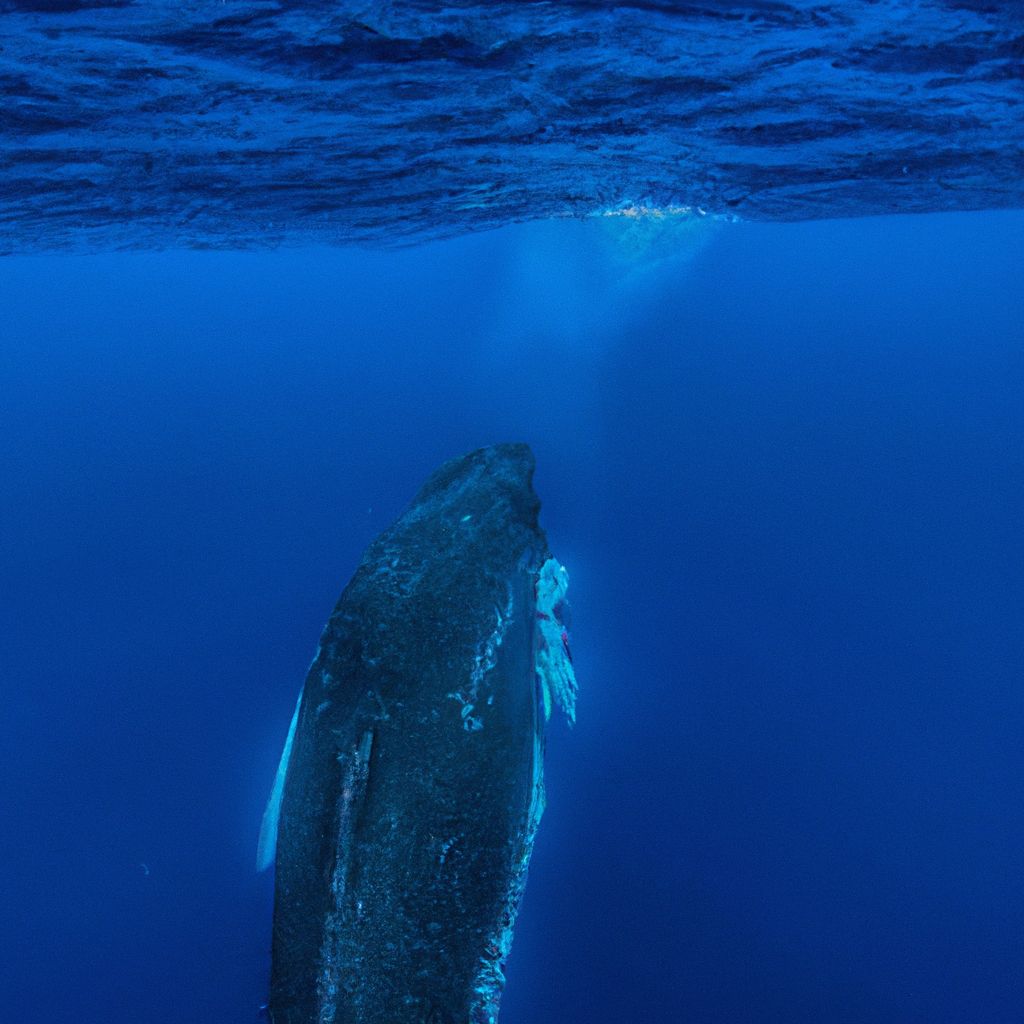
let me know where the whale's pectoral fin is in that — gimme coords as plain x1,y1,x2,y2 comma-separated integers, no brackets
535,558,578,725
257,687,305,873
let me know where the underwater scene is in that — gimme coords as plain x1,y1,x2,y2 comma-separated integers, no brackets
3,3,1024,1023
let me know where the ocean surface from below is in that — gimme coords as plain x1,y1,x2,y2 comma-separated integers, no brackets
2,0,1022,252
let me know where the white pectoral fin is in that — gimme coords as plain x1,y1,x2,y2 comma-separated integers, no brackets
256,687,304,873
535,558,578,725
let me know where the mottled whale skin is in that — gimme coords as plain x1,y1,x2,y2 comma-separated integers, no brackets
267,444,573,1024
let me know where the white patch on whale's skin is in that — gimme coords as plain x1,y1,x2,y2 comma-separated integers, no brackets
257,687,304,873
447,581,515,733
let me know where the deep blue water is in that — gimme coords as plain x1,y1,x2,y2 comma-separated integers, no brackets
3,209,1023,1022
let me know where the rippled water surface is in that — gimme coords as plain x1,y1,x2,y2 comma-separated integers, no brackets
2,0,1022,251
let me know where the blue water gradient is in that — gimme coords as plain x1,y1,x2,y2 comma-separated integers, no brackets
2,210,1023,1022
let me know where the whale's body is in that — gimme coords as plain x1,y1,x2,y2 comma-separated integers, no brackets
265,444,575,1024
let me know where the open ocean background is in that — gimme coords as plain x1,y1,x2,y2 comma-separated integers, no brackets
3,208,1024,1023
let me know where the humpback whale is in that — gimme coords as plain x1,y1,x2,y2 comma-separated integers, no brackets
261,444,576,1024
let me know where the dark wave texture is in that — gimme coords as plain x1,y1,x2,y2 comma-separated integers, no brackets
2,0,1022,251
